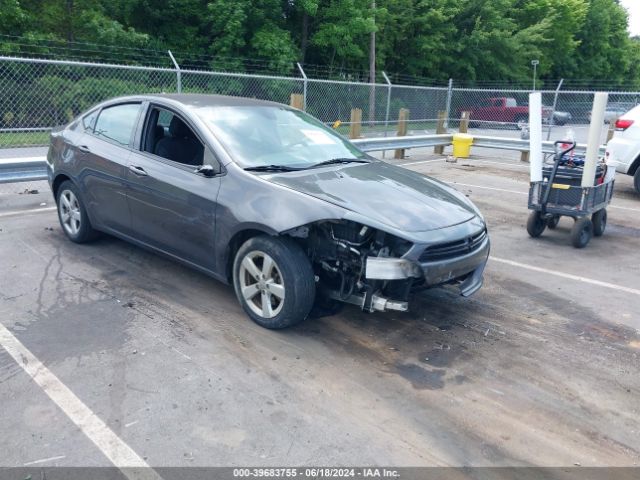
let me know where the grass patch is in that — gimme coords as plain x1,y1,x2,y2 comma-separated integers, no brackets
0,131,50,148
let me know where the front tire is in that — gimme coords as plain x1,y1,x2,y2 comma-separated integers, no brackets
56,180,99,243
592,209,607,237
527,211,546,237
571,217,593,248
233,236,316,329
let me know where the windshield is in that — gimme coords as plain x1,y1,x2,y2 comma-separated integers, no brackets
196,105,367,168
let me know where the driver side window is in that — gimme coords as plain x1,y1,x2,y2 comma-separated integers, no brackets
143,107,205,166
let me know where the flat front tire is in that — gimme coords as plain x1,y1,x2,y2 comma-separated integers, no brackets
56,180,98,243
233,236,316,329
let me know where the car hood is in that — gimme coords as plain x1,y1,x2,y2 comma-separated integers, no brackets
266,161,478,232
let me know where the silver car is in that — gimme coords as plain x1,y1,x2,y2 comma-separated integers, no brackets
47,94,490,329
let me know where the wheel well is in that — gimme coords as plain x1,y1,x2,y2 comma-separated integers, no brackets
225,229,270,282
629,154,640,176
52,174,71,199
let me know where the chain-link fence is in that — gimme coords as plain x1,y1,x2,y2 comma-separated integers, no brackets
3,53,640,174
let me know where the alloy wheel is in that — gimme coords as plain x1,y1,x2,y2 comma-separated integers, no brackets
59,189,82,236
238,251,285,318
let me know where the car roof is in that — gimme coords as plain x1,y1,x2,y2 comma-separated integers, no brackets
106,93,287,110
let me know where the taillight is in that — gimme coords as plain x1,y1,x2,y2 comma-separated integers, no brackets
615,119,634,131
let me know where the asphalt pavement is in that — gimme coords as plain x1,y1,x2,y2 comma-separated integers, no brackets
0,150,639,472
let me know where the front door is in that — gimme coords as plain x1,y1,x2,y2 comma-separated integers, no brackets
125,105,222,271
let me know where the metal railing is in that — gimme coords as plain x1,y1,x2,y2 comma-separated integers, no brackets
0,134,607,185
0,158,48,184
354,134,606,155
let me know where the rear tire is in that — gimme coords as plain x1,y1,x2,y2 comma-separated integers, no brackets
592,209,607,237
526,211,546,237
515,115,528,130
571,217,593,248
56,180,99,243
233,236,315,329
634,168,640,194
547,215,560,230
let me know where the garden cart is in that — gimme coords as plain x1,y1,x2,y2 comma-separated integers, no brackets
527,140,615,248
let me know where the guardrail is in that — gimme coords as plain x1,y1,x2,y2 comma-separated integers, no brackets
353,134,606,156
0,134,607,184
0,159,48,184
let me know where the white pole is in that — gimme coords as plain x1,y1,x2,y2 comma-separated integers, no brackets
529,92,543,182
582,92,608,187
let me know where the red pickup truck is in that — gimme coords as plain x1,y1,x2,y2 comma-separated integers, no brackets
461,97,552,126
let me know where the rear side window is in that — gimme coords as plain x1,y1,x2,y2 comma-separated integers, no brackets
94,103,141,147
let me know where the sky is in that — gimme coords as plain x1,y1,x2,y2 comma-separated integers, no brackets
620,0,640,37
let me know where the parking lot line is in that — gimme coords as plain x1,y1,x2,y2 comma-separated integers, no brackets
0,322,162,479
0,206,56,218
398,158,445,166
449,182,640,213
491,256,640,296
451,182,527,196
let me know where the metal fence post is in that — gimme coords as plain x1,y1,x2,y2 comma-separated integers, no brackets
168,50,181,93
444,78,453,129
546,79,564,141
382,71,392,158
297,62,308,111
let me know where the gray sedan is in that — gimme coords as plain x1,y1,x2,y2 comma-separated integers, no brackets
47,94,489,329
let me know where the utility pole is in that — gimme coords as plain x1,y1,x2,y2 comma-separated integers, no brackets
368,0,376,126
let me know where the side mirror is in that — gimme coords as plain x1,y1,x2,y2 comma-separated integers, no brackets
195,164,218,177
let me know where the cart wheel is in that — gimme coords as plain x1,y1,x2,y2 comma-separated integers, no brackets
547,215,560,230
592,209,607,237
527,212,546,238
571,217,593,248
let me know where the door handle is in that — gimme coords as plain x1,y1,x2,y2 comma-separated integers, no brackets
78,145,91,153
128,165,148,176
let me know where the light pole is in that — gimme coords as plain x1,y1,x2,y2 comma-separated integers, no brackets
531,59,539,90
369,0,376,126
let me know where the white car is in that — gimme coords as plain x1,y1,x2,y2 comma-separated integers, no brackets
605,104,640,193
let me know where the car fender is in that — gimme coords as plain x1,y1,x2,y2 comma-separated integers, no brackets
213,164,350,278
606,137,640,175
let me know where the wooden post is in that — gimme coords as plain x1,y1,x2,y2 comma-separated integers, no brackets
606,121,616,143
349,108,362,139
520,151,530,163
290,94,304,110
459,111,470,133
394,108,409,159
434,110,446,155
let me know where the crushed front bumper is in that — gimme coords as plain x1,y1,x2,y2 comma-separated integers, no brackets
417,234,490,296
365,232,490,297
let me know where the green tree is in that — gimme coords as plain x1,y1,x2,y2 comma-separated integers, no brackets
570,0,632,84
310,0,377,70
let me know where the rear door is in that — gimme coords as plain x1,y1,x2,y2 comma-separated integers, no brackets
125,103,223,271
79,102,142,234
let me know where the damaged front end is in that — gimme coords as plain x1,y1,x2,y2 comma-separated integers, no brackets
285,219,490,313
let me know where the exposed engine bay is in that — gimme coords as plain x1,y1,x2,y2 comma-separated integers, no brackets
286,220,427,313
